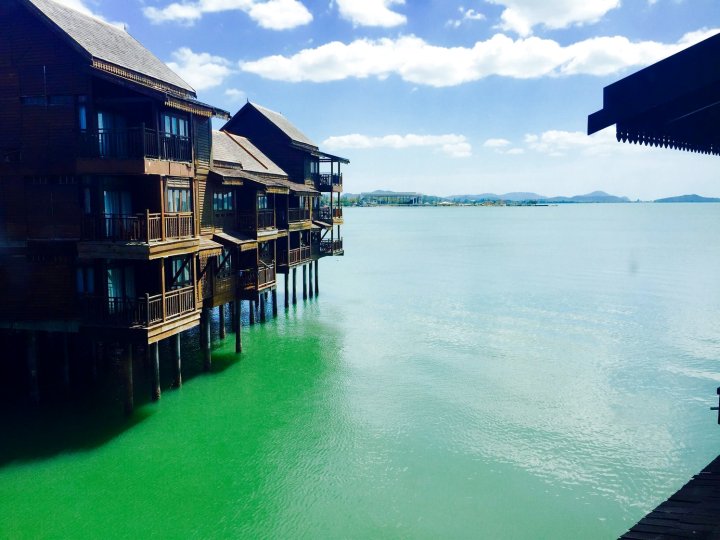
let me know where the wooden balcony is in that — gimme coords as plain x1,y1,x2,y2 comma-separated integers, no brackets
81,212,194,243
317,207,343,223
238,209,276,231
288,207,311,222
278,246,311,267
238,264,276,292
80,285,196,329
320,238,344,256
77,127,191,163
314,173,343,192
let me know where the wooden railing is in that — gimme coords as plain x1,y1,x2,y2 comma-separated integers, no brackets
257,209,275,229
238,264,276,290
314,173,343,189
288,207,311,222
320,239,343,255
278,246,311,266
80,286,195,328
237,209,276,231
81,211,193,242
317,207,342,221
77,126,191,162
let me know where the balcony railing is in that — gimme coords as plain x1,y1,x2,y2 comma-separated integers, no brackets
278,246,311,266
288,207,311,222
81,212,194,242
80,285,196,328
317,207,343,221
78,127,191,163
314,173,343,189
238,209,276,231
238,264,276,291
320,239,344,255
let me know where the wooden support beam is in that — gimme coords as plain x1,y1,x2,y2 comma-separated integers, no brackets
27,331,39,405
150,342,160,401
219,304,226,339
260,294,266,323
309,263,314,299
62,333,70,390
272,289,278,317
284,272,289,309
235,296,242,354
292,268,297,305
229,301,236,329
302,264,307,300
314,260,319,296
202,308,212,371
123,343,134,416
249,299,255,325
173,333,182,388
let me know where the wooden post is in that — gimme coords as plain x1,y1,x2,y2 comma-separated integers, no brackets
260,294,266,323
272,288,278,317
150,341,160,401
292,268,297,305
308,263,314,298
219,304,226,339
62,333,70,389
123,343,134,416
314,260,319,296
27,331,39,405
173,333,182,388
235,296,242,354
302,264,307,300
229,301,236,329
249,299,255,325
202,308,212,371
284,272,289,309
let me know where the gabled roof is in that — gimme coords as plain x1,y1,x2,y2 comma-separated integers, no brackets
250,103,317,148
23,0,195,96
588,32,720,156
211,131,287,177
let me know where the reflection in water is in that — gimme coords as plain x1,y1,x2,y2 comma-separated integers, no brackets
1,205,719,539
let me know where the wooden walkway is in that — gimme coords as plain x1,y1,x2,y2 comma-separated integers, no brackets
620,454,720,539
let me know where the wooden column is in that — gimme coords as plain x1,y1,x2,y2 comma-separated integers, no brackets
202,308,212,371
62,333,71,390
235,296,242,354
27,331,39,405
122,343,134,416
219,304,226,340
249,299,255,325
150,342,161,401
229,301,236,329
314,260,319,296
173,333,182,388
284,272,289,309
260,294,266,323
302,264,307,300
272,288,278,317
308,263,314,298
292,268,297,305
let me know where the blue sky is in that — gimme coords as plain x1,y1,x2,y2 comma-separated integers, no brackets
62,0,718,199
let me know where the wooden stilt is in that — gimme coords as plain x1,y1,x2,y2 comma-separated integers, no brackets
284,273,289,309
27,331,39,405
123,343,134,416
219,304,226,340
309,263,314,298
202,308,212,371
62,333,70,389
173,333,182,388
302,264,307,300
90,340,99,381
249,299,255,325
235,296,242,354
315,260,319,296
260,294,266,323
292,268,297,305
229,301,236,329
150,342,161,401
272,288,278,317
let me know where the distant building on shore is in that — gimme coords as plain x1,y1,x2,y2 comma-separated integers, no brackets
359,191,422,205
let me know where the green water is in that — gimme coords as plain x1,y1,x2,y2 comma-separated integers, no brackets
2,204,719,539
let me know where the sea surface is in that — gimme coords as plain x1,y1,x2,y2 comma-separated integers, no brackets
1,204,720,539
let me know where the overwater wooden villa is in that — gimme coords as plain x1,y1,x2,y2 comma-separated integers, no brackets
589,31,720,539
0,0,348,413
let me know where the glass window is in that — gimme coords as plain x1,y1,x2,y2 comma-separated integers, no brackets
170,257,191,289
213,190,233,211
257,195,268,210
167,188,191,212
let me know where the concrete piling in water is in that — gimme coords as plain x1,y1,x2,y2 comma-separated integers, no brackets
173,333,182,388
260,294,266,323
201,308,212,371
292,268,297,305
272,289,278,317
309,263,314,298
219,304,226,340
235,297,242,354
284,273,289,309
249,299,255,325
150,342,161,401
302,265,307,300
315,260,319,296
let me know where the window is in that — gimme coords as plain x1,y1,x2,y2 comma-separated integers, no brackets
257,195,268,210
162,113,188,138
213,190,233,211
20,96,47,106
167,187,191,212
170,257,192,289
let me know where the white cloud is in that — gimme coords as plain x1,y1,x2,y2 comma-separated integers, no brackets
486,0,621,36
505,147,525,155
483,138,511,148
224,88,247,101
241,29,720,87
336,0,406,27
524,128,641,157
323,133,472,158
144,0,312,29
50,0,126,28
167,48,234,90
447,6,486,28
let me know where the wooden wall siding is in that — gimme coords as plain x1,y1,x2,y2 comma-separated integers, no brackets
194,116,211,168
198,179,214,234
0,176,27,242
25,179,81,239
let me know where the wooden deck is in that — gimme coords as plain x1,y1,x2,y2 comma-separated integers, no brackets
620,454,720,539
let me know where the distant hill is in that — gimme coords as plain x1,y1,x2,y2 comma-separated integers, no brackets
654,194,720,203
546,191,630,203
448,190,629,203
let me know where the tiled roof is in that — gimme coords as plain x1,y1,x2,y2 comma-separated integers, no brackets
25,0,195,95
251,103,317,148
212,131,287,177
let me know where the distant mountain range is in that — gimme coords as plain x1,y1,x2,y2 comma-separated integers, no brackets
654,194,720,203
447,191,631,203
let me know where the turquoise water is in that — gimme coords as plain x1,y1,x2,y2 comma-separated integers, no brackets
1,204,719,538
